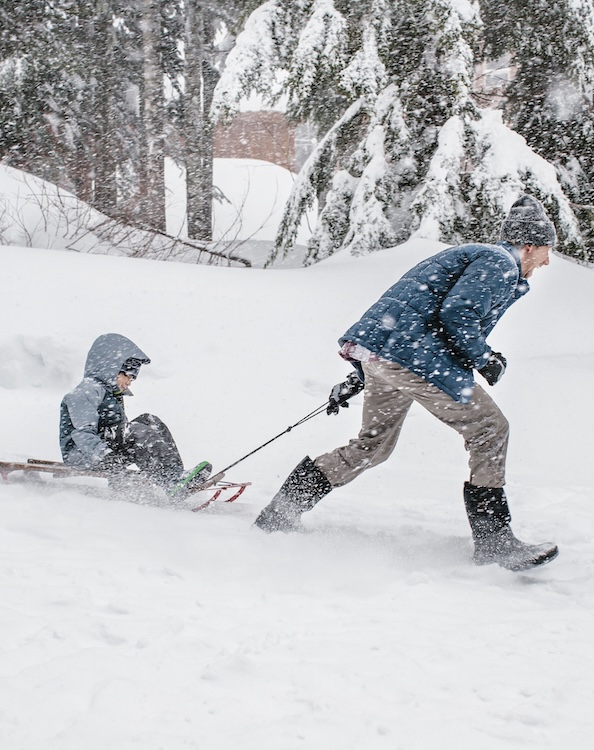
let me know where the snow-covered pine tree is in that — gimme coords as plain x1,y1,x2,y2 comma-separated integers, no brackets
213,0,589,263
279,1,414,262
0,0,95,197
480,0,594,262
212,1,303,122
0,1,150,222
402,0,482,243
213,0,417,263
0,0,254,241
405,1,580,252
212,0,340,260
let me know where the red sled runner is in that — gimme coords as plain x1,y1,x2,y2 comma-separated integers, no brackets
0,458,250,512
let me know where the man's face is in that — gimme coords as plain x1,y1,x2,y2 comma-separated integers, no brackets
522,244,551,278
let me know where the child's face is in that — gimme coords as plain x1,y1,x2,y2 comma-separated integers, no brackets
116,373,134,391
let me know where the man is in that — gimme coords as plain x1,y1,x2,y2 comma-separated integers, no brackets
254,195,559,572
59,333,211,497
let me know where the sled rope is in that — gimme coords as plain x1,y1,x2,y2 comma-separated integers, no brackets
210,402,329,483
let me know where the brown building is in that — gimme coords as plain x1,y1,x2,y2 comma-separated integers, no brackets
214,111,317,173
214,111,295,171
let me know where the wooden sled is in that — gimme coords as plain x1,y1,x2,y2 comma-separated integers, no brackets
0,458,250,512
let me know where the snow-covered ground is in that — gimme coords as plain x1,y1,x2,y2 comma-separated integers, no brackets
1,233,593,749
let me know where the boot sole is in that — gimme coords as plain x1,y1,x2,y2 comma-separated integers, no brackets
475,545,559,572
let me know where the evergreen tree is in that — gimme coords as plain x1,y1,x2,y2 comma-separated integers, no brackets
0,1,142,220
481,0,594,261
0,0,251,237
0,1,89,193
214,0,587,263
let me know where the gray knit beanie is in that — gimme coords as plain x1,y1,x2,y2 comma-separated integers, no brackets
500,194,557,247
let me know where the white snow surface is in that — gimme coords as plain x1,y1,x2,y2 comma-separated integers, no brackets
1,234,593,746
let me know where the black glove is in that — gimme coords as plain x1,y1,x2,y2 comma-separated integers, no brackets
478,351,507,386
327,371,365,415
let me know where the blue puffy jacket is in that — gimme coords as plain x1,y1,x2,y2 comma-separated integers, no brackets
339,241,529,403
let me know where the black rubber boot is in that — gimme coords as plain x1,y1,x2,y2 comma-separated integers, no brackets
463,482,558,571
254,456,332,532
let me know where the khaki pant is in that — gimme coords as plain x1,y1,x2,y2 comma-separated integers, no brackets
314,360,509,489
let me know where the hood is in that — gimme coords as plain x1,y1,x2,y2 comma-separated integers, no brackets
83,333,151,389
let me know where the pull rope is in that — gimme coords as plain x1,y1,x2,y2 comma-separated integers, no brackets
209,402,329,482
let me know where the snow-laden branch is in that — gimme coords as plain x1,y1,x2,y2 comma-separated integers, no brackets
411,109,582,254
211,1,286,122
286,0,348,110
268,97,365,264
340,17,388,101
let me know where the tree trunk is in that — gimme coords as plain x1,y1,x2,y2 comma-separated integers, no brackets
184,2,218,242
91,0,118,215
139,0,166,232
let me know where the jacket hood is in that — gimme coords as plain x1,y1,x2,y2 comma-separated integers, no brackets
83,333,151,388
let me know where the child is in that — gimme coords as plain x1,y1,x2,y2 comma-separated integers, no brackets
59,333,210,496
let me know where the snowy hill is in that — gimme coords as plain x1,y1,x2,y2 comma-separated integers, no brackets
0,240,593,749
0,160,315,268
